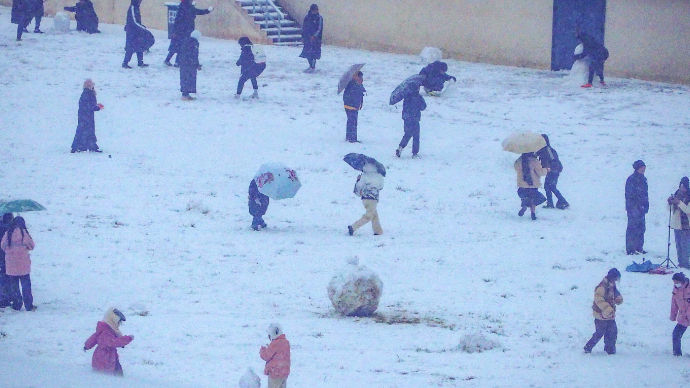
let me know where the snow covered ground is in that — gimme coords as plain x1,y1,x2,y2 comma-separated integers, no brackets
1,7,690,387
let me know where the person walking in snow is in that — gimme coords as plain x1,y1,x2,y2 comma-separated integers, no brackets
584,268,623,354
419,61,456,96
178,33,201,101
671,272,690,356
0,213,14,308
84,308,134,376
536,134,568,209
343,70,365,143
348,163,384,236
25,0,44,34
299,4,323,73
395,88,426,158
0,216,36,311
249,179,269,231
668,177,690,268
514,152,547,220
64,0,100,33
164,0,212,67
71,79,104,153
260,323,290,388
573,32,609,88
625,160,649,255
235,37,266,99
122,0,152,69
12,0,33,41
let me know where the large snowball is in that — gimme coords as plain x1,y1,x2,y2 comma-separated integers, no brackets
420,47,443,64
328,258,383,317
53,12,71,34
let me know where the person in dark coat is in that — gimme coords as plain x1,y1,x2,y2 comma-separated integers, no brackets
178,35,200,101
164,0,212,66
536,134,569,209
395,89,426,158
419,61,456,95
584,268,622,354
625,160,649,255
71,79,103,153
299,4,323,73
235,37,267,99
13,0,32,41
249,179,269,231
0,213,14,308
25,0,44,33
343,71,365,143
64,0,100,33
122,0,152,69
573,32,609,88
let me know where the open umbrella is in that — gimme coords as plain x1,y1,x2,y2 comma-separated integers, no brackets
343,153,386,177
337,63,365,94
389,74,426,105
0,199,46,214
253,163,301,200
501,132,547,154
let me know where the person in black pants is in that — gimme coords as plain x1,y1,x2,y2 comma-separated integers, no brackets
343,71,365,143
536,134,569,209
64,0,100,33
299,4,323,73
0,213,14,308
122,0,151,68
625,160,649,255
584,268,623,354
13,0,32,41
179,35,200,100
235,37,266,99
249,179,269,231
164,0,212,66
395,88,426,158
574,32,609,88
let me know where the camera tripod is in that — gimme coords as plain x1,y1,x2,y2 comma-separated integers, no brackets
661,206,677,269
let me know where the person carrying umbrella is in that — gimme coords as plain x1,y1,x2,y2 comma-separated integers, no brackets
348,162,384,236
249,179,269,231
515,152,548,220
535,134,569,209
343,70,365,143
0,216,36,311
395,87,426,158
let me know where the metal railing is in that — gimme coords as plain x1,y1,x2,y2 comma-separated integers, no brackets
250,0,285,43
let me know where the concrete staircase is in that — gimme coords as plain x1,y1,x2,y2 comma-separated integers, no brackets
237,0,302,45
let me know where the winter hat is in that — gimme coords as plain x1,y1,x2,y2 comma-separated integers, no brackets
606,268,621,281
673,272,686,282
238,36,252,46
680,177,690,191
190,30,202,41
83,79,95,90
309,3,318,11
103,307,126,336
632,160,646,170
267,323,283,341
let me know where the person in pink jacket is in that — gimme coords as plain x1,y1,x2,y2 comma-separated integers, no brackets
84,308,134,376
0,216,36,311
260,323,290,388
671,272,690,356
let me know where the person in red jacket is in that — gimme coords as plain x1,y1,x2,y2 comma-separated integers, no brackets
84,308,134,376
260,323,290,388
671,272,690,356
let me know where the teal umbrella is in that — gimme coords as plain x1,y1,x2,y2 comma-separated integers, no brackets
0,199,46,214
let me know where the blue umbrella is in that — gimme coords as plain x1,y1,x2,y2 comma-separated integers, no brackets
389,74,426,105
343,153,386,177
253,163,301,200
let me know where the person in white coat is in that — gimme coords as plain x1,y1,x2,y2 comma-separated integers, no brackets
668,177,690,268
348,163,384,235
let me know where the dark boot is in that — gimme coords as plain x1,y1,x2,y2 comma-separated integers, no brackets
556,200,570,210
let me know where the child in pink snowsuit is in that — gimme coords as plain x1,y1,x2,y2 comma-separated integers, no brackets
260,323,290,388
84,308,134,376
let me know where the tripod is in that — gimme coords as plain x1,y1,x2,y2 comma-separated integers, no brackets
661,206,677,269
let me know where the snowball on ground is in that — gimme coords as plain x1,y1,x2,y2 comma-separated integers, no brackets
327,260,383,317
53,12,71,34
420,47,443,64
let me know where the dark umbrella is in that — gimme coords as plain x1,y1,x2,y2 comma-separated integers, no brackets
343,153,386,177
0,199,46,214
338,63,365,94
389,74,426,105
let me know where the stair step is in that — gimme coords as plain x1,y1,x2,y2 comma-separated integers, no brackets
251,18,297,26
270,34,302,41
262,27,301,35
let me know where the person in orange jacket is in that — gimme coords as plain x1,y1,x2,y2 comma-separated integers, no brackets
259,323,290,388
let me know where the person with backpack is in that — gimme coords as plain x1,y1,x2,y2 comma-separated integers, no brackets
348,163,384,236
0,213,14,308
164,0,212,67
235,37,266,99
248,179,269,231
584,268,623,354
343,71,365,143
178,32,201,101
63,0,100,33
71,79,104,153
573,32,609,88
536,134,569,209
668,177,690,268
84,308,134,376
671,272,690,356
0,216,36,311
299,4,323,73
395,88,426,158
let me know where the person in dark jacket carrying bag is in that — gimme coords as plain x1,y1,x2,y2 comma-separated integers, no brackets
536,134,569,209
299,4,323,73
64,0,100,33
178,33,201,101
625,160,649,255
249,179,269,231
122,0,153,69
574,32,609,88
164,0,212,67
71,79,104,153
235,37,266,99
343,71,365,143
395,88,426,158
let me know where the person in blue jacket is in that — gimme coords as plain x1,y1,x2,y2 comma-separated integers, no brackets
420,61,455,95
343,71,365,143
574,32,609,88
164,0,212,67
64,0,99,33
235,37,266,99
395,89,427,158
625,160,649,255
249,179,269,231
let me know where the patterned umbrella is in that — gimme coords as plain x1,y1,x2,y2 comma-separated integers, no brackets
0,199,46,214
253,163,301,200
343,153,386,177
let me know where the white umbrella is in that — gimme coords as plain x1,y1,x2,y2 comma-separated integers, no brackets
501,132,547,154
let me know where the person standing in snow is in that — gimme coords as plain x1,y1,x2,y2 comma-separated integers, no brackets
668,177,690,268
178,33,201,101
13,0,33,41
514,152,547,220
584,268,623,354
71,79,104,153
625,160,648,255
260,323,290,388
299,4,323,73
0,213,14,308
235,37,266,99
395,88,426,158
84,308,134,376
164,0,212,67
671,272,690,356
249,179,269,231
343,70,365,143
25,0,44,34
122,0,151,69
419,61,456,96
348,163,384,236
573,32,609,88
536,134,568,209
0,216,36,311
64,0,100,34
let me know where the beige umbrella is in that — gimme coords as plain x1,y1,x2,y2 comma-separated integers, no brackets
501,132,547,154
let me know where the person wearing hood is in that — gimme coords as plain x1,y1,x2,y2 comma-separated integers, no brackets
64,0,100,33
164,0,212,66
299,4,323,73
122,0,151,69
419,61,456,95
573,32,609,88
235,37,266,99
343,70,365,143
536,134,568,209
625,160,648,255
514,152,548,220
249,179,269,231
71,79,104,153
668,177,690,268
348,163,384,236
260,323,290,388
178,32,201,101
671,272,690,356
584,268,623,354
84,308,134,376
395,88,426,158
0,213,14,308
1,216,36,311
